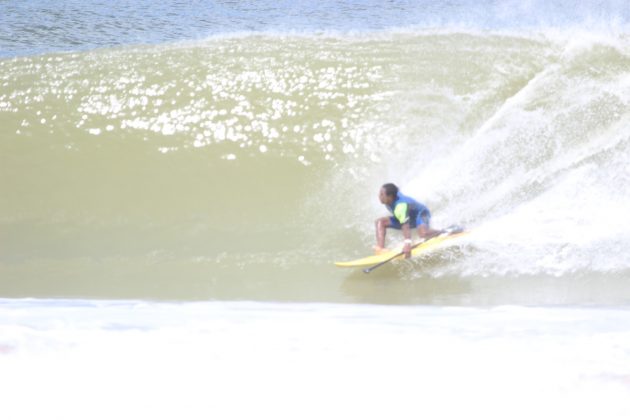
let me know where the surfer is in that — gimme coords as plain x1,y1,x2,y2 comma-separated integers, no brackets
375,183,443,258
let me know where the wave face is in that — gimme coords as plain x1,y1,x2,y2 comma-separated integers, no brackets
1,30,630,304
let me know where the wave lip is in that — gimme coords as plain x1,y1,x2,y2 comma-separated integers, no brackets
2,0,630,57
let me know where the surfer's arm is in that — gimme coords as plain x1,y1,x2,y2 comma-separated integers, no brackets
402,223,412,258
393,203,412,258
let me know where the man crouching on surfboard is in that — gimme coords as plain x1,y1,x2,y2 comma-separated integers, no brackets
375,183,444,259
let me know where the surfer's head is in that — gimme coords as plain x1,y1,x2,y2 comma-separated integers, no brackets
379,183,398,205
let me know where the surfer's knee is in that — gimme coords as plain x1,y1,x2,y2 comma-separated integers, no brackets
375,217,390,230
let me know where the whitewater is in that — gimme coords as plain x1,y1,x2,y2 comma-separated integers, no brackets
2,299,630,420
1,1,630,418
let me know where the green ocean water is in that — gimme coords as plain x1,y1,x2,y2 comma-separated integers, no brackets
2,32,630,304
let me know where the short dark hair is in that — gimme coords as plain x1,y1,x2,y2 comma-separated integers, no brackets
382,183,398,198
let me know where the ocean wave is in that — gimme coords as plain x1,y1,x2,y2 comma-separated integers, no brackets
1,30,629,302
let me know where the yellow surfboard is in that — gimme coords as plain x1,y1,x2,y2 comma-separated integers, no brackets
334,231,469,268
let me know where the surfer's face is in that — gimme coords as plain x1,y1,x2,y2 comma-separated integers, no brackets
379,187,394,205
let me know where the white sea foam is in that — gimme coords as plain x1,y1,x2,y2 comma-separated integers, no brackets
0,299,629,420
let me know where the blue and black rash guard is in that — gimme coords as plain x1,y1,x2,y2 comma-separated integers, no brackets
386,193,431,228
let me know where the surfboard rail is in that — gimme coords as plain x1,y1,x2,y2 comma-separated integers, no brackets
334,231,469,268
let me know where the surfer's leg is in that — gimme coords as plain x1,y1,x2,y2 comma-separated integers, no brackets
375,216,393,252
416,211,443,240
417,225,443,240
